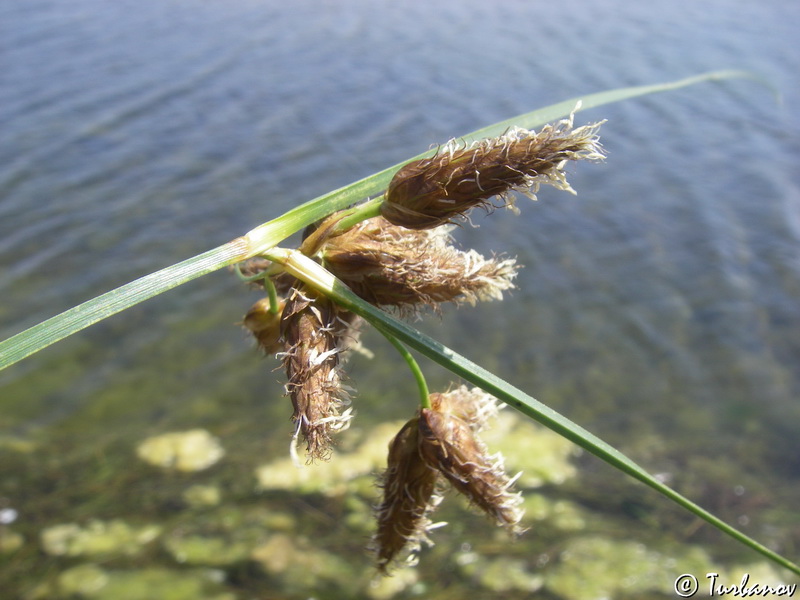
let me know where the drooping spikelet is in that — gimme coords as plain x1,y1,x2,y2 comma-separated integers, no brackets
372,418,442,573
372,386,524,572
280,286,355,461
317,216,518,310
382,115,604,229
418,406,524,534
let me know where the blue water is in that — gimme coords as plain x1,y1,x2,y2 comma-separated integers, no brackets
1,0,799,596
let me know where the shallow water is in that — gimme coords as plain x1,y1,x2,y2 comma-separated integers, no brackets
1,0,799,597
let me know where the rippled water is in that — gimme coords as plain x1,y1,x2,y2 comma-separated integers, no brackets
1,0,799,597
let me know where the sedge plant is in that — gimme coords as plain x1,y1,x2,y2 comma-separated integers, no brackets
0,70,796,576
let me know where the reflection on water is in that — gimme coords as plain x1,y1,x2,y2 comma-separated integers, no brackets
1,0,799,597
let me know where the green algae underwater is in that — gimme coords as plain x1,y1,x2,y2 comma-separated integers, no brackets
2,368,795,599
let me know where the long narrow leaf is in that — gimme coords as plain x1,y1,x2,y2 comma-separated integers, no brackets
0,70,763,371
0,241,249,369
275,249,800,577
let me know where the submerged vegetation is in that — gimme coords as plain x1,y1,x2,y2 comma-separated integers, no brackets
1,71,797,598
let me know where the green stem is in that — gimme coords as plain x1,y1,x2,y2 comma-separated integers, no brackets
331,196,385,233
265,278,280,314
234,261,280,314
376,326,430,409
234,263,267,283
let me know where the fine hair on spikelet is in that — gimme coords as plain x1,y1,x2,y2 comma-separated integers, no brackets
280,286,355,461
382,113,604,229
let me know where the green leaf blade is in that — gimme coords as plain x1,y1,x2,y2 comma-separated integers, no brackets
0,240,248,369
1,70,768,371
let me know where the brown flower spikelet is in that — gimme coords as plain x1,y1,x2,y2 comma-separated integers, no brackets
280,286,354,461
372,387,524,571
243,297,286,355
372,418,441,573
319,216,517,310
382,117,604,229
418,406,524,534
429,385,501,432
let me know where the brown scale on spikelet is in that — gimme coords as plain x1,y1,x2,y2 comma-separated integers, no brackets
418,406,524,534
382,115,604,229
371,418,442,573
317,216,518,311
280,286,355,461
372,387,524,572
428,384,501,432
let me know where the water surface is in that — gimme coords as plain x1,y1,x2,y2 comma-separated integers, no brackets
1,0,799,597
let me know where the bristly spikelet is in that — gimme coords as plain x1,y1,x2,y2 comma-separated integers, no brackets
423,385,524,534
318,216,518,310
418,407,525,534
371,387,525,572
381,115,605,229
280,286,354,461
429,385,502,432
371,418,442,573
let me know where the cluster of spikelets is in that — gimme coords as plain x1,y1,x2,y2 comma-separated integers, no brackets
240,113,603,569
372,385,526,571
